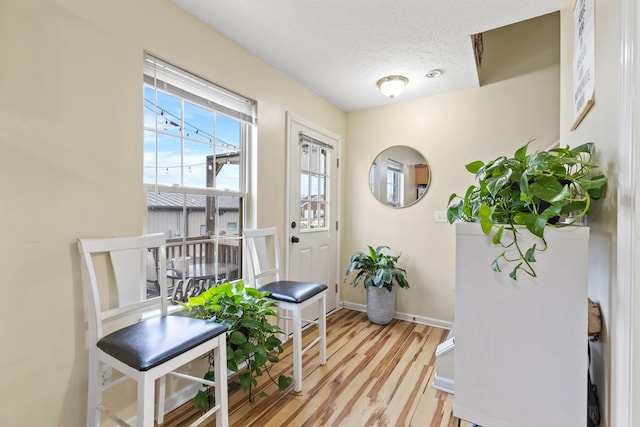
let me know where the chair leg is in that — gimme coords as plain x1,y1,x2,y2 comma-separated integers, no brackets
156,375,166,424
214,337,229,427
270,306,288,344
87,358,101,426
292,305,303,392
319,294,327,365
138,374,155,427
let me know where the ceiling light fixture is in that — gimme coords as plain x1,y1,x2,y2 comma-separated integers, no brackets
376,75,409,98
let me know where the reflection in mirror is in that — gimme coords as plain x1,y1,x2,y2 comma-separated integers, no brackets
369,146,430,208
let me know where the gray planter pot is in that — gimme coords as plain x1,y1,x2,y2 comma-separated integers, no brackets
366,285,396,325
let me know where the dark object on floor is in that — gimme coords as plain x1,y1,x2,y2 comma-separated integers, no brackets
588,342,601,427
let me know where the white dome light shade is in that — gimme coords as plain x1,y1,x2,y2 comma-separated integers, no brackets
376,75,409,98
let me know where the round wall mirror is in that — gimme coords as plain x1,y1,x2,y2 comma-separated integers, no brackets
369,146,431,208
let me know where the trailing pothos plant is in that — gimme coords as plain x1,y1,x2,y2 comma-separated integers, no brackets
181,280,293,409
447,141,608,280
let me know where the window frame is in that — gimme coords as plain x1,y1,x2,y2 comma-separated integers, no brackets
142,54,255,291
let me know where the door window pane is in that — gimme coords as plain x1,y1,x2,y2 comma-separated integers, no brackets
299,142,330,230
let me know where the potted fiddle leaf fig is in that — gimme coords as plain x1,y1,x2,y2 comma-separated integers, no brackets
345,245,410,325
446,140,608,280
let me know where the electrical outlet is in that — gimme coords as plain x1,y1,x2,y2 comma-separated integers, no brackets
101,364,113,386
435,211,448,223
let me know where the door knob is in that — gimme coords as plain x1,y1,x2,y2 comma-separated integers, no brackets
291,236,300,243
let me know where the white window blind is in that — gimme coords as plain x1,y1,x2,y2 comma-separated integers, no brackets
143,54,256,125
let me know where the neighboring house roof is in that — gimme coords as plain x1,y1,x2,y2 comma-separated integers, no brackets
147,192,239,211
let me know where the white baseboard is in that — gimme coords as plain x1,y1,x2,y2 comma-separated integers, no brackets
436,336,455,356
161,383,202,415
432,375,455,395
125,383,202,425
341,301,454,330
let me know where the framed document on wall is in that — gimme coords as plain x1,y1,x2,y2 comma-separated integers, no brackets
571,0,595,131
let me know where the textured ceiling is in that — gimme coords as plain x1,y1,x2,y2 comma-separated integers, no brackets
171,0,562,112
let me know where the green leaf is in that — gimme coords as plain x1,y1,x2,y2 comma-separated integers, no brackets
513,213,527,225
240,318,261,329
278,375,293,390
587,184,607,200
239,372,252,392
194,390,208,410
485,168,512,198
570,142,594,154
203,371,215,383
518,173,531,197
582,174,608,188
266,335,283,350
560,200,587,215
234,280,245,292
368,246,378,260
514,141,530,161
529,176,570,203
509,265,521,281
524,245,537,262
253,348,268,367
479,204,493,234
483,156,506,174
524,214,547,239
490,257,502,272
232,348,245,365
447,201,463,223
268,355,280,363
465,160,484,174
492,226,504,245
229,330,247,345
540,203,562,220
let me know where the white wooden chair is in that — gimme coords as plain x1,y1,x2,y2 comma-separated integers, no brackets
77,234,228,427
243,227,327,392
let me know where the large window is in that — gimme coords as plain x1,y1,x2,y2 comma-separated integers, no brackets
143,54,255,290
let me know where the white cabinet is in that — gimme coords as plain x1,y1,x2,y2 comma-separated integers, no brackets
454,223,588,427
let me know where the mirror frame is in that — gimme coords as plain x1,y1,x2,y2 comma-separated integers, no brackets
369,145,431,208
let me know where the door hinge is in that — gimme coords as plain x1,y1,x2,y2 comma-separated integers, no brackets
337,158,340,168
336,221,339,231
335,283,338,293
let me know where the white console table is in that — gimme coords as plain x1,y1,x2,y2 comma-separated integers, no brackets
454,223,588,427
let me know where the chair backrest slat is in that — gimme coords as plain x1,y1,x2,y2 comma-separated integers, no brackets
110,248,146,307
78,233,167,341
244,227,282,286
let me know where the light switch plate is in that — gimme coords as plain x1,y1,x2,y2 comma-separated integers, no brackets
435,211,448,223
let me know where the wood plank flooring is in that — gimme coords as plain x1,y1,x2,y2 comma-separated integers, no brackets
159,309,470,426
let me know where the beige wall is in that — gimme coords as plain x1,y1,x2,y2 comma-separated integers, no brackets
2,0,627,425
558,1,621,426
0,0,345,425
342,13,560,323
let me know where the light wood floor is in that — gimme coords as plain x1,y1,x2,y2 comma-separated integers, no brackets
159,308,470,426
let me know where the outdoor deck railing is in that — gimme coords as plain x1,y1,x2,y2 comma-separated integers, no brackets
166,236,239,269
147,236,241,302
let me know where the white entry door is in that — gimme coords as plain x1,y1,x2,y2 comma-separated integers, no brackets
285,113,340,315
